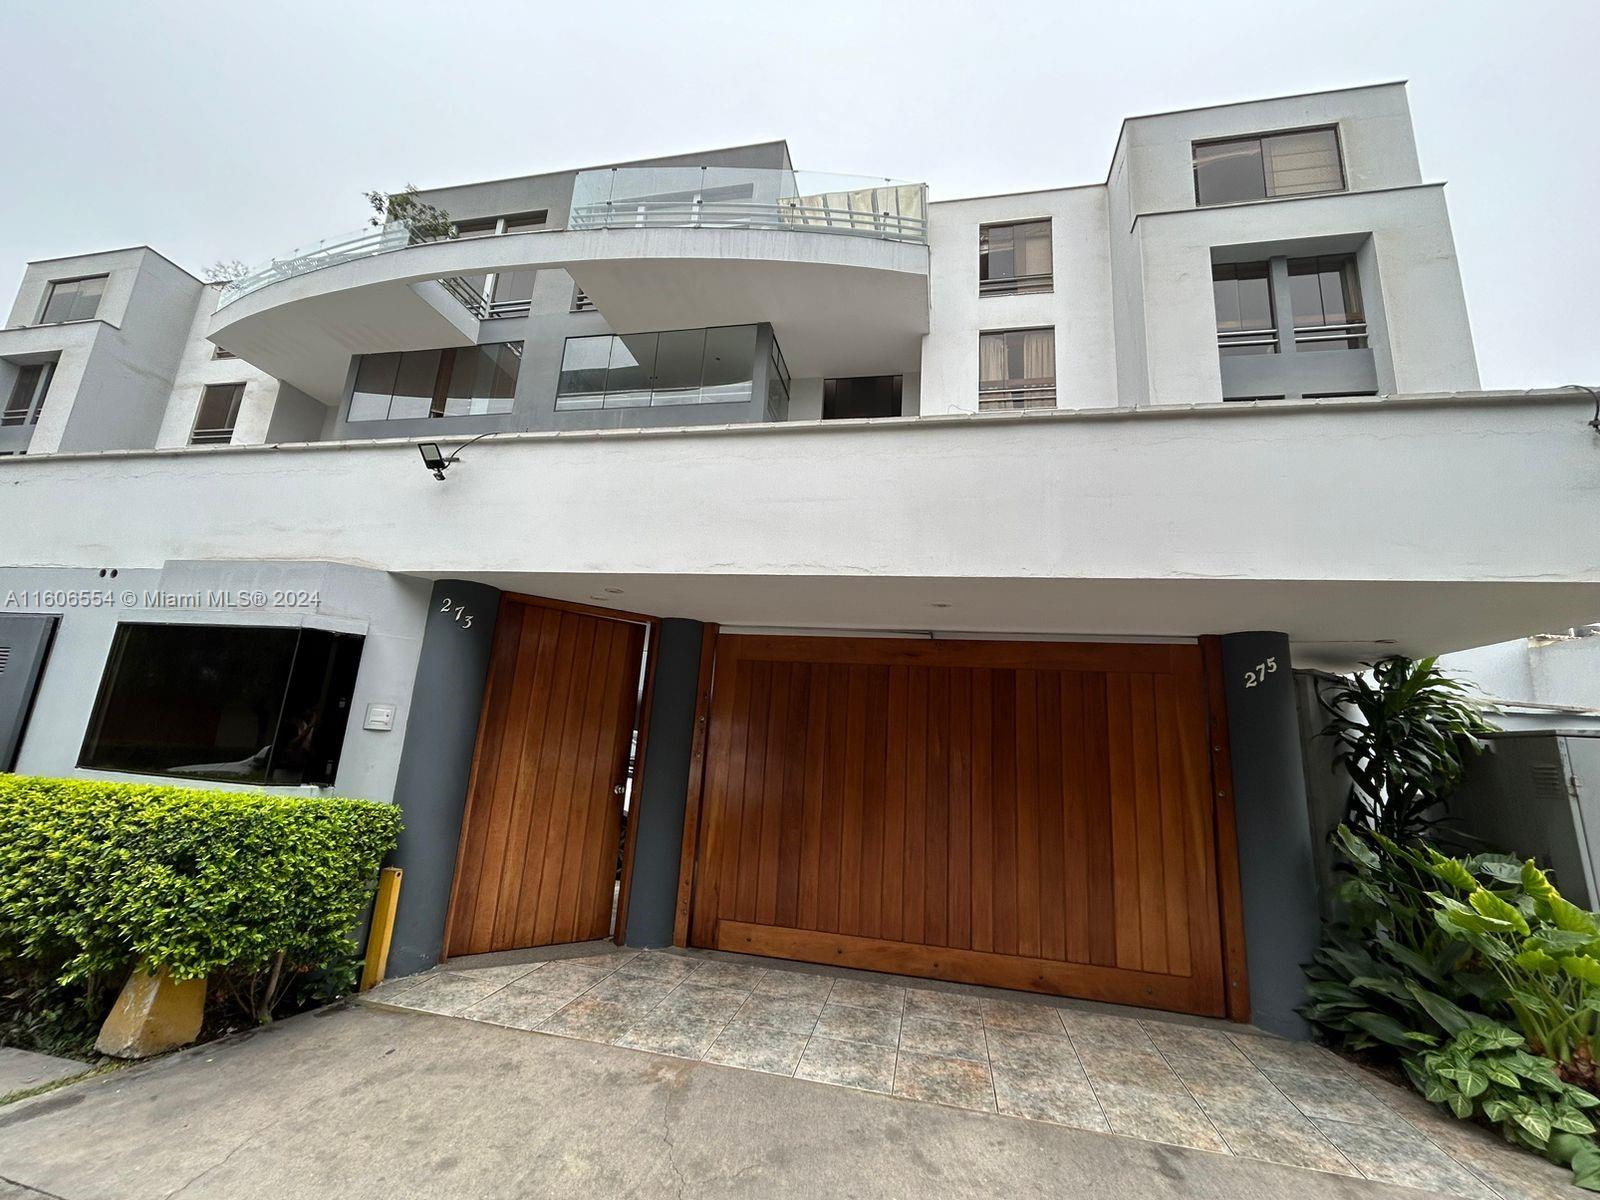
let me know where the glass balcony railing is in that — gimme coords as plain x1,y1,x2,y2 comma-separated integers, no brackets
216,168,926,311
569,167,927,243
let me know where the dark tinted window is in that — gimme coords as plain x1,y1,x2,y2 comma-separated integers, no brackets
80,624,364,786
38,275,107,324
3,363,54,426
347,343,521,421
191,383,245,444
1212,263,1276,356
979,221,1052,295
1288,255,1366,349
824,376,903,420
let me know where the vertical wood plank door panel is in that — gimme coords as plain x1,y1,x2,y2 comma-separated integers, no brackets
689,636,1228,1017
446,598,645,958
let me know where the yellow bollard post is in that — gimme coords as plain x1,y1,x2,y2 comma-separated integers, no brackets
361,867,403,992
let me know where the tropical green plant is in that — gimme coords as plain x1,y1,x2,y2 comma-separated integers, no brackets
0,776,400,1029
1405,1022,1600,1189
1431,859,1600,1086
1304,826,1502,1053
1308,827,1600,1189
1320,655,1495,841
364,183,455,241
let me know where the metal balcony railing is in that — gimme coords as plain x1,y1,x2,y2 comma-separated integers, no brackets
216,167,925,312
437,276,532,321
1293,320,1369,349
978,382,1058,411
1216,326,1280,354
568,167,927,244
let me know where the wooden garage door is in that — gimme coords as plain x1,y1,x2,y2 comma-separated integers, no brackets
686,635,1230,1016
445,597,645,958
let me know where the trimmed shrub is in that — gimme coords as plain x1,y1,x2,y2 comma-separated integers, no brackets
0,776,400,1018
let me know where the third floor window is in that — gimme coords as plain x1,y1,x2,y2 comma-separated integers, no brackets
979,220,1052,295
37,275,107,324
1193,128,1344,207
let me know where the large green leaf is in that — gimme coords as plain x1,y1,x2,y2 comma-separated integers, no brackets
1404,980,1477,1036
1350,1010,1436,1049
1561,956,1600,987
1470,888,1531,935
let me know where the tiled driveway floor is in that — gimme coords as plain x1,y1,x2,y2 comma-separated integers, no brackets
364,945,1584,1199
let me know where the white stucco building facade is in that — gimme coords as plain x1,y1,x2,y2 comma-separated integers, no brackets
1,83,1594,1037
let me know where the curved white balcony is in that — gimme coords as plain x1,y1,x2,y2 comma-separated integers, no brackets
210,170,929,405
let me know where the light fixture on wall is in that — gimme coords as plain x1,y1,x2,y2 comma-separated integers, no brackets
417,432,499,482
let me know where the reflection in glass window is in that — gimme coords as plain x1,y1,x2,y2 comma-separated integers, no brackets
1212,263,1277,356
555,326,759,410
79,623,364,787
979,221,1052,295
1288,256,1366,350
346,343,521,421
1193,128,1343,206
38,275,107,324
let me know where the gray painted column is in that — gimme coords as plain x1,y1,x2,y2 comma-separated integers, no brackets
1219,631,1319,1039
623,619,706,947
386,580,501,976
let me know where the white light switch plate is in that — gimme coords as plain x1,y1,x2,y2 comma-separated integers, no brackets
363,703,396,731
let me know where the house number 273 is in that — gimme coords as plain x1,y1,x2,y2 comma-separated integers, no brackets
439,597,474,629
1242,657,1278,688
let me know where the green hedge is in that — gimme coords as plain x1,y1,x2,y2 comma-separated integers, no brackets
0,775,401,986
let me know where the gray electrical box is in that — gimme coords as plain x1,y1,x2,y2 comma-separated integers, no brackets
0,613,59,771
1451,733,1600,908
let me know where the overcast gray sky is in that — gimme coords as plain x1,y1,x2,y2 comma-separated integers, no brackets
2,0,1595,389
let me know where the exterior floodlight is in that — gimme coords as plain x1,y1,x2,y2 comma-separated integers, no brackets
417,432,500,481
418,442,450,480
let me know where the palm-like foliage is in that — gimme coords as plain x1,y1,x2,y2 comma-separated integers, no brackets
1321,655,1495,841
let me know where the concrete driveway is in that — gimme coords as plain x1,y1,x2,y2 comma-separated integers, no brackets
0,1001,1539,1200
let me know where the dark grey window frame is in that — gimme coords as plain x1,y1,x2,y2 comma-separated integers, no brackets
1192,126,1346,207
36,274,108,325
190,382,247,445
347,341,524,423
2,361,55,427
978,219,1053,296
978,326,1057,411
554,324,763,412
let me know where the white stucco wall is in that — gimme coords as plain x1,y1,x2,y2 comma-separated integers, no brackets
922,187,1118,413
4,561,430,802
1,392,1594,664
155,285,282,448
1444,635,1600,710
1114,83,1424,219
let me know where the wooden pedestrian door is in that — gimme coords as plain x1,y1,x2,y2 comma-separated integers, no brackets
685,635,1231,1017
445,597,646,958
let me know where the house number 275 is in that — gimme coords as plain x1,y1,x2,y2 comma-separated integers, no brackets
439,597,474,629
1242,657,1278,688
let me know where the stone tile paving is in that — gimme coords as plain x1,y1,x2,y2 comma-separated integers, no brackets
364,946,1589,1198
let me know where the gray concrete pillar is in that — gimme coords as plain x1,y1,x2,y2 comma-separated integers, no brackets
623,619,707,947
386,580,501,975
1219,631,1319,1039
